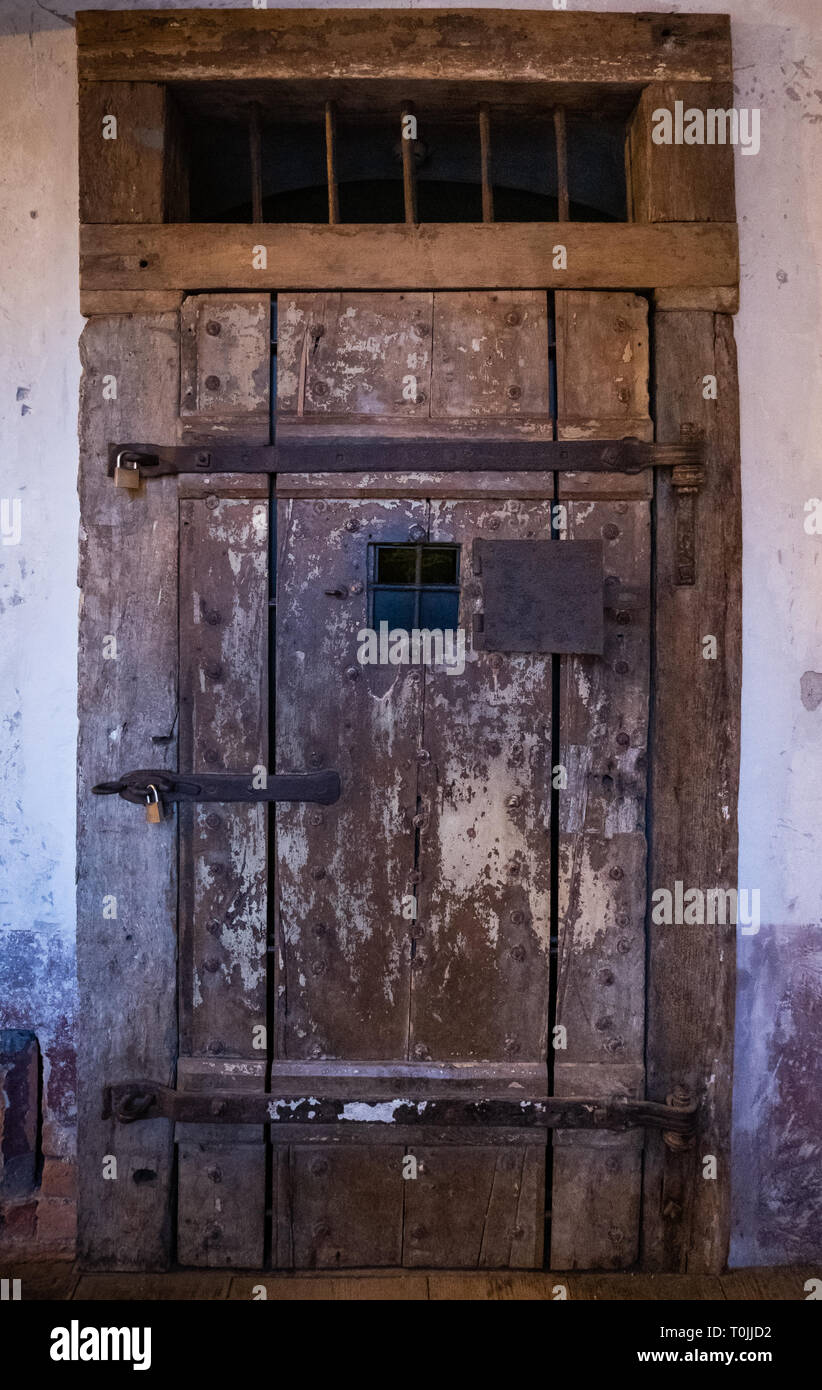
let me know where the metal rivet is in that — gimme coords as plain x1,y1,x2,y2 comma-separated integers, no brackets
601,969,615,985
505,1039,522,1057
312,381,329,396
209,862,223,876
207,1040,225,1056
205,812,221,830
207,919,221,937
408,869,422,885
309,751,323,767
314,922,329,937
513,1225,526,1239
349,580,364,595
616,732,630,747
196,452,210,467
603,523,620,540
344,665,360,681
489,653,503,669
410,1225,427,1241
507,385,522,400
510,944,527,962
310,812,324,827
616,611,631,625
602,447,619,467
204,748,219,764
309,323,325,337
505,311,521,327
205,609,221,626
313,501,327,514
414,391,427,405
608,1227,625,1245
414,323,428,337
207,1166,222,1182
207,1224,223,1241
205,494,219,510
610,866,624,880
507,794,521,809
614,660,629,674
203,957,221,973
311,866,326,880
204,374,221,391
205,321,221,337
210,1099,227,1115
510,910,526,925
344,518,359,532
408,524,426,542
617,936,632,953
416,748,430,763
205,663,223,681
616,388,630,404
311,1158,329,1177
596,1016,613,1032
488,517,501,530
311,960,327,976
605,1036,625,1054
614,317,629,331
413,1043,430,1061
310,1043,324,1058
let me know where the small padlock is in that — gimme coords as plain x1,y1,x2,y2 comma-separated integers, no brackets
145,784,164,824
114,450,141,490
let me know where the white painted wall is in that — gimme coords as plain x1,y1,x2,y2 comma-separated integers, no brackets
0,0,819,1263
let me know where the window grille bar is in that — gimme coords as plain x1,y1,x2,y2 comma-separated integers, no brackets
478,103,494,223
325,100,340,225
554,107,569,222
249,103,263,223
401,101,418,225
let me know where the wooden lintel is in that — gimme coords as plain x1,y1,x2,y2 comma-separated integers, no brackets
81,222,739,295
76,10,733,86
80,290,184,317
654,286,739,313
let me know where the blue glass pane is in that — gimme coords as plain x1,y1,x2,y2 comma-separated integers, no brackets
373,589,416,630
420,590,460,630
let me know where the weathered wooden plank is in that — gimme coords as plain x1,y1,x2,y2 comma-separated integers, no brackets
274,497,422,1059
720,1266,822,1301
415,502,552,1064
629,84,737,223
80,290,184,317
74,1271,231,1300
228,1274,429,1300
276,293,432,418
80,223,739,294
654,286,739,313
431,292,550,419
403,1147,543,1268
177,1133,265,1268
78,82,167,223
568,1272,723,1301
278,1147,405,1268
77,311,180,1269
551,290,652,1270
642,312,740,1274
178,496,269,1058
180,293,270,443
76,11,733,86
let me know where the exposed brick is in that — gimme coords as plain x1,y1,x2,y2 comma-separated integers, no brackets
1,1198,38,1240
41,1158,77,1201
36,1197,77,1248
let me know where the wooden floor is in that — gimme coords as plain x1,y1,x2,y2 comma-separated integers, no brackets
4,1262,819,1301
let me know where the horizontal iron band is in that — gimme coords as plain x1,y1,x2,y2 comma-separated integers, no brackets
105,1082,697,1136
109,438,704,479
91,769,340,806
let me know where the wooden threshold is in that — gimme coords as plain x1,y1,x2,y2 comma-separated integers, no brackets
80,222,738,296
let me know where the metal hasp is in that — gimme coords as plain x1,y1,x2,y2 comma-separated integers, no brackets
473,539,604,654
92,768,341,812
104,1080,698,1140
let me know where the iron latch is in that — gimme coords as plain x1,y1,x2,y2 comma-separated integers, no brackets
104,1080,696,1149
109,437,705,484
92,768,341,819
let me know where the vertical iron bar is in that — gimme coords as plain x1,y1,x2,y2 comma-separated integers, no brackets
554,107,569,222
325,100,340,225
250,103,263,224
478,103,494,223
401,101,418,225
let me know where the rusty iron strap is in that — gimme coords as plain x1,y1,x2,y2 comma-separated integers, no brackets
109,438,705,479
92,768,340,808
104,1081,697,1140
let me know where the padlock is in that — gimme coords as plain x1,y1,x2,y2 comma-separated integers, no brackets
145,785,164,824
114,450,141,490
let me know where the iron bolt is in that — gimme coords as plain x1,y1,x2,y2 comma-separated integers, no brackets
510,945,527,962
610,866,624,881
204,748,219,763
616,936,632,953
344,666,360,680
510,910,526,925
205,321,221,336
204,375,221,391
505,311,522,327
603,523,620,540
203,957,221,973
205,609,221,625
507,385,522,400
312,381,329,396
310,812,324,826
507,794,522,809
616,732,630,747
205,494,219,510
344,518,359,532
205,813,221,830
311,866,326,880
408,524,426,541
205,663,223,681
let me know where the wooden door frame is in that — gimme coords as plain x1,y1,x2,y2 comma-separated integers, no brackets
76,8,740,1272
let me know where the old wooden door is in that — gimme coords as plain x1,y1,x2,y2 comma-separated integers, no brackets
79,286,653,1271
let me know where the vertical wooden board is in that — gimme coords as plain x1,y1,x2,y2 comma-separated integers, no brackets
643,312,740,1274
275,292,433,418
412,499,552,1063
431,292,550,418
178,496,268,1058
177,1135,266,1268
274,498,424,1059
79,82,167,223
555,290,651,441
552,289,652,1271
77,312,180,1268
403,1146,543,1269
287,1147,405,1268
180,294,271,442
628,84,737,224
